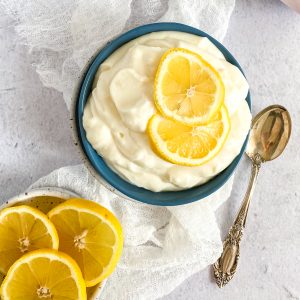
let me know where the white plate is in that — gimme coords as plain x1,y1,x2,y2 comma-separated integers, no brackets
0,187,106,300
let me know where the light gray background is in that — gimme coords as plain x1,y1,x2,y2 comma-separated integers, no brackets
0,0,299,299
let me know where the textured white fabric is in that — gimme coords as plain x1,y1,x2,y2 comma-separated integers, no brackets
0,0,235,109
0,1,236,299
31,165,234,300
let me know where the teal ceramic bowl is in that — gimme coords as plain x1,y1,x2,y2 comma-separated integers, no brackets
74,22,251,206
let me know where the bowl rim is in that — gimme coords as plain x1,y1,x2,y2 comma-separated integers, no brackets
0,187,79,209
71,22,251,206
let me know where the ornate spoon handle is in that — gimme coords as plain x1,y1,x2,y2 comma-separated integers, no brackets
213,154,262,288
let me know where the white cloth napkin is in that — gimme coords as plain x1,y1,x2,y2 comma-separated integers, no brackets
31,165,234,300
0,1,236,299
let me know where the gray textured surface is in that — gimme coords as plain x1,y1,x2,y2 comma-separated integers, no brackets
0,12,80,200
0,0,300,299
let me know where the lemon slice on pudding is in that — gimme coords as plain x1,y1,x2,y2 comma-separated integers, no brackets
48,198,123,287
0,249,86,300
147,105,231,166
0,205,59,274
154,48,225,125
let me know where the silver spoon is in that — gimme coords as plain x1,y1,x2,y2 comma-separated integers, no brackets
213,105,292,288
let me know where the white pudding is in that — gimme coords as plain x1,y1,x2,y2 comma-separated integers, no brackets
83,31,251,192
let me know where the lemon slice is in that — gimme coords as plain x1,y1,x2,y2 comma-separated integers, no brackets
147,105,231,166
154,48,225,125
0,205,59,274
48,198,123,287
0,249,86,300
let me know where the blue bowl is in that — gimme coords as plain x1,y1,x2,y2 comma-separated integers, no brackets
75,22,251,206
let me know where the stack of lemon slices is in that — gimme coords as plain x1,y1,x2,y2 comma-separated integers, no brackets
148,48,231,166
0,199,123,300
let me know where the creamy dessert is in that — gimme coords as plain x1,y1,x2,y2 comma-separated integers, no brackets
83,31,251,192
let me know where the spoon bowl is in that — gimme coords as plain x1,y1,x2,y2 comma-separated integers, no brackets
246,105,291,162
